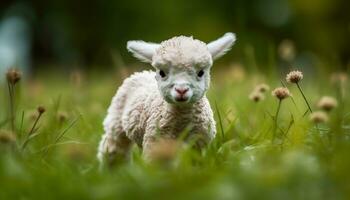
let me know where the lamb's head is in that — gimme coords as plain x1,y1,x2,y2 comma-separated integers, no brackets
127,33,236,105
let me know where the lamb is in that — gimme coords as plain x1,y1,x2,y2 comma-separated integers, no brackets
97,32,236,164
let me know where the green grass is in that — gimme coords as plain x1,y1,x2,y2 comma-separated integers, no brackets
0,67,349,200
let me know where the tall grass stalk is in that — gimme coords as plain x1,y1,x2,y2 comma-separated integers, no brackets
7,81,15,133
296,83,313,113
6,69,21,133
21,109,45,151
42,115,80,158
214,100,225,143
273,100,282,139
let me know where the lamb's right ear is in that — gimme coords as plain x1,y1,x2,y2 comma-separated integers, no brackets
207,32,236,60
127,40,160,63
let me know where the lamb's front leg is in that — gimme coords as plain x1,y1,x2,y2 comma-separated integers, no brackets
98,131,132,166
141,133,156,160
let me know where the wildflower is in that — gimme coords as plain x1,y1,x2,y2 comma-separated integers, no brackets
317,96,338,111
249,91,264,102
22,106,46,150
6,68,22,133
309,111,328,123
255,83,270,93
271,87,290,138
286,70,303,83
272,87,290,100
286,69,313,112
6,68,21,85
37,106,46,114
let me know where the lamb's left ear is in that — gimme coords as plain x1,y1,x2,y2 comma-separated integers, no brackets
127,40,160,63
207,32,236,60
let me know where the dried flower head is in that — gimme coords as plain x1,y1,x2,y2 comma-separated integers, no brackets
317,96,338,111
309,111,328,123
37,106,46,114
6,68,22,85
272,87,290,100
249,91,265,102
255,83,270,93
286,70,303,83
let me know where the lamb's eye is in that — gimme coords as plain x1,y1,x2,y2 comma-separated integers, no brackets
197,70,204,77
159,70,166,78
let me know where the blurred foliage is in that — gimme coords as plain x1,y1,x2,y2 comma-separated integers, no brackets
0,0,349,71
0,66,349,199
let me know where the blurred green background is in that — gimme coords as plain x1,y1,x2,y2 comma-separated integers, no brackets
0,0,349,73
1,1,350,199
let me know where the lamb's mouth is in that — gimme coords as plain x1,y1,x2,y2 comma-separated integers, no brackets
175,96,189,102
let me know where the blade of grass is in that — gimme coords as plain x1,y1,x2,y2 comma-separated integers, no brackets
214,100,225,143
42,115,81,157
18,111,24,138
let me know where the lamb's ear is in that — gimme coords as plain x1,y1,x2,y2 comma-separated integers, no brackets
127,40,160,63
207,32,236,60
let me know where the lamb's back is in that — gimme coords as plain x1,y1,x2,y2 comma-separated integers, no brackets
121,70,157,92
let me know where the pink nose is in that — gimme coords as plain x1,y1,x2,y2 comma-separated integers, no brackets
175,87,189,95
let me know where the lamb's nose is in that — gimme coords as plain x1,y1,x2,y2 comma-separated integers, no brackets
175,87,189,95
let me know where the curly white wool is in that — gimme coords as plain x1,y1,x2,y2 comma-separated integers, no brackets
152,36,212,68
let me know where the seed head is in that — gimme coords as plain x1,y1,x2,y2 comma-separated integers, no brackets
37,106,46,114
317,96,338,112
309,111,328,123
272,87,290,100
6,68,21,85
255,83,270,93
286,70,303,83
249,91,265,102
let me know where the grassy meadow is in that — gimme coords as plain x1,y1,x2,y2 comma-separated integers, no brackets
0,64,349,200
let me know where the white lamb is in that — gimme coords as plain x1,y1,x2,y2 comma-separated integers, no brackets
98,32,236,164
